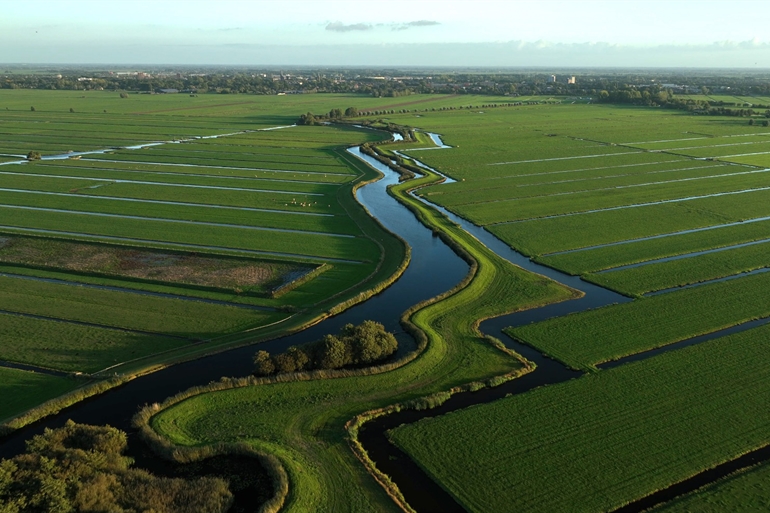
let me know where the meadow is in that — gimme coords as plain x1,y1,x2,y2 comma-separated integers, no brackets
7,90,770,512
653,462,770,512
146,163,577,513
0,89,422,422
391,322,770,513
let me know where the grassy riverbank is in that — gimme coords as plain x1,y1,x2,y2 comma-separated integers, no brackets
145,155,578,512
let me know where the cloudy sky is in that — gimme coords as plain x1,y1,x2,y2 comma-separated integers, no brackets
2,0,769,67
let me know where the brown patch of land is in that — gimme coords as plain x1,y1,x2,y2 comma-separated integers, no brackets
0,235,313,294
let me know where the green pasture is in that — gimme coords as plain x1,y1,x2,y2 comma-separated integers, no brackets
447,166,770,225
508,270,770,370
0,367,80,422
419,162,750,206
26,159,352,187
492,186,770,257
587,241,770,296
0,274,285,337
0,188,361,236
653,462,770,512
391,322,770,513
539,216,770,274
149,166,577,513
0,312,193,373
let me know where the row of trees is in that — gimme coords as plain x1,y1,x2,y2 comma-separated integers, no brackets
0,421,233,513
253,321,398,375
298,106,360,125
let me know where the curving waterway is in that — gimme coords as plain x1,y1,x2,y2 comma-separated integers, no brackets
0,131,767,512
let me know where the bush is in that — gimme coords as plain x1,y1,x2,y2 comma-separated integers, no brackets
26,151,41,160
253,321,398,376
0,421,233,513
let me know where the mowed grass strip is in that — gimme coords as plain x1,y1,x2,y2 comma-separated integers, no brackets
418,160,729,204
454,170,770,225
490,187,770,257
390,322,770,513
539,217,770,275
0,312,191,373
0,367,80,421
652,461,770,512
0,189,358,236
37,159,352,185
507,270,770,370
587,241,770,296
0,207,378,261
0,275,285,337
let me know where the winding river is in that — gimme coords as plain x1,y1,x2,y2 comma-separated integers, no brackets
0,130,767,512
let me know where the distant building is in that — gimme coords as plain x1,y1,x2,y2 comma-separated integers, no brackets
550,75,557,82
567,76,576,84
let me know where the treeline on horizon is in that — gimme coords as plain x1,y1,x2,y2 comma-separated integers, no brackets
4,68,770,100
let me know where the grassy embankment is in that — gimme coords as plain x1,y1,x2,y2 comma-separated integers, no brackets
391,322,770,513
142,152,578,512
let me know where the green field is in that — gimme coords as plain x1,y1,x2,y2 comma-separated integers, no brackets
7,90,770,511
147,164,577,513
0,90,419,421
391,322,770,513
508,269,770,370
653,462,770,512
0,367,81,421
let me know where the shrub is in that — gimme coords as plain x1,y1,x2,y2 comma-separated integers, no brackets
253,321,398,376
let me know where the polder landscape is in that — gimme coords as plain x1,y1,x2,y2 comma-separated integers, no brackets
3,65,770,513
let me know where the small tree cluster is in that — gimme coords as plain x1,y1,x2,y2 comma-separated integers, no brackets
298,106,359,125
254,320,398,375
26,151,41,161
0,420,233,513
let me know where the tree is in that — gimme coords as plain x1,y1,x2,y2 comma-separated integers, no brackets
119,92,129,99
26,151,41,161
30,106,35,112
69,108,74,113
253,350,275,375
329,108,343,119
344,106,358,117
749,118,755,125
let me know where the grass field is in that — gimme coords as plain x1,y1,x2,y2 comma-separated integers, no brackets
0,90,422,421
148,164,577,513
0,367,80,421
653,462,770,512
391,322,770,513
8,91,770,511
508,270,770,370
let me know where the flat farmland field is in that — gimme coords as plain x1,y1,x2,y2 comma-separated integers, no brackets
0,367,80,421
0,90,412,419
363,102,770,511
653,462,770,512
390,322,770,513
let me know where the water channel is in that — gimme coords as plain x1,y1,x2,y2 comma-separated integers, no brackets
0,131,767,512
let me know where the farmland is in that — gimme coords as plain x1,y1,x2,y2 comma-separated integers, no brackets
0,89,428,422
146,162,577,512
6,88,770,513
390,322,770,513
653,462,770,512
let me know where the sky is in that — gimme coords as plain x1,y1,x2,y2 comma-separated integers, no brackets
2,0,770,67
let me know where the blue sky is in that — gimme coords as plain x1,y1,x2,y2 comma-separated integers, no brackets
2,0,769,67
